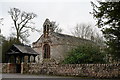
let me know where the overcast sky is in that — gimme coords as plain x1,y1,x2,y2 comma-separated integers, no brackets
0,0,98,44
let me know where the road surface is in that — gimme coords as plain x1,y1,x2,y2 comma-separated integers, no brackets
1,73,119,80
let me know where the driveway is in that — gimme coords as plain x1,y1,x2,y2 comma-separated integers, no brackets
1,73,119,80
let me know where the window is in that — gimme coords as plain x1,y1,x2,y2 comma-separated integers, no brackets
43,44,50,58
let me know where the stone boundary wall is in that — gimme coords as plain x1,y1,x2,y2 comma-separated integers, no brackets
24,63,120,78
2,63,16,73
1,63,120,78
1,63,7,73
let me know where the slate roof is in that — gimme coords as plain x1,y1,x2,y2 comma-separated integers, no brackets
52,32,91,42
33,32,95,44
7,44,38,55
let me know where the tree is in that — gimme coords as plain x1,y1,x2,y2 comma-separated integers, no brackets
91,1,120,60
0,18,4,33
0,18,4,62
0,18,3,25
8,8,37,43
94,32,105,45
71,23,92,39
0,34,5,63
2,37,22,63
51,21,62,33
63,43,106,64
71,23,104,45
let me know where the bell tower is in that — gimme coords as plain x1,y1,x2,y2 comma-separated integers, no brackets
43,18,52,38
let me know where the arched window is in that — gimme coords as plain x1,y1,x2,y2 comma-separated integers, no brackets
43,25,49,38
43,44,50,58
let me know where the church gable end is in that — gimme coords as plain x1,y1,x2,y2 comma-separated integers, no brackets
32,18,96,63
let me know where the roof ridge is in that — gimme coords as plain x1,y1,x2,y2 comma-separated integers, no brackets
52,32,92,42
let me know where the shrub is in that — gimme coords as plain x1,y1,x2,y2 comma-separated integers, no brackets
63,44,106,64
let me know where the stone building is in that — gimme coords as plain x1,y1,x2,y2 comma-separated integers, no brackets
32,19,95,63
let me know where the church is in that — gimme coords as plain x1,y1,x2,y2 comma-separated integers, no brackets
32,19,95,63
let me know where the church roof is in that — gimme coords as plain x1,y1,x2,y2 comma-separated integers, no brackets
52,32,90,41
33,32,95,45
7,44,38,55
52,32,95,44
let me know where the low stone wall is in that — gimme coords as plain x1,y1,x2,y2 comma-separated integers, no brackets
2,63,16,73
2,63,7,73
1,63,120,78
24,63,120,78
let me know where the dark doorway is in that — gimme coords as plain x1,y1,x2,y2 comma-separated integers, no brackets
16,56,21,73
16,63,21,73
43,44,50,58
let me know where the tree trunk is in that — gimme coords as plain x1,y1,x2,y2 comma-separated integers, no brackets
16,30,19,42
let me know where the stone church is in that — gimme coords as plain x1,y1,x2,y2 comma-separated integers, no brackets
32,19,95,63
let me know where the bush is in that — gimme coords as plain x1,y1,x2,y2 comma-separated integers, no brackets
63,44,106,64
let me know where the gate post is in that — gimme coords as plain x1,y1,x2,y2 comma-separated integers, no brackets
21,56,24,74
21,62,24,74
7,63,10,73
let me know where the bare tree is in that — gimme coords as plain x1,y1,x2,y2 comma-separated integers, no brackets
8,8,38,43
0,18,3,24
0,18,4,33
72,23,104,45
51,21,62,33
72,23,93,39
94,33,105,45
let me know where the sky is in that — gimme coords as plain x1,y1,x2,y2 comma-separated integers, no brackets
0,0,99,44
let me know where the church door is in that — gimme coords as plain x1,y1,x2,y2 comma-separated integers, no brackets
43,44,50,58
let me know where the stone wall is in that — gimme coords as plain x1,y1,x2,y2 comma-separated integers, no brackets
2,63,7,73
2,63,16,73
2,63,120,78
23,62,120,78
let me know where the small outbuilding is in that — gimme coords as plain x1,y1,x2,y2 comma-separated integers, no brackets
6,44,38,73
